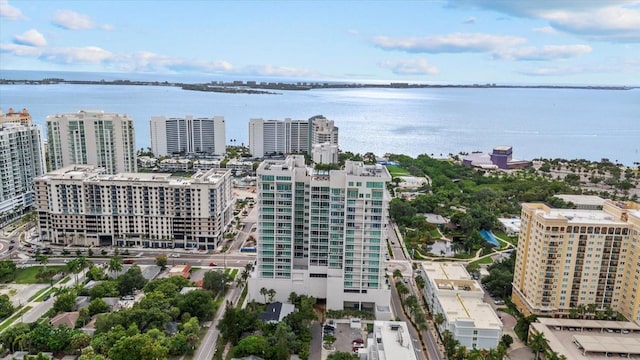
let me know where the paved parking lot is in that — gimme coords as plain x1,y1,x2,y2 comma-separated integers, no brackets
329,323,365,356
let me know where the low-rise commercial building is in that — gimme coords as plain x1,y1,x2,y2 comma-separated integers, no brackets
419,262,502,349
360,321,418,360
35,165,234,249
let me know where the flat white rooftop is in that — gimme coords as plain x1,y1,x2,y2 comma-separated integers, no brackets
422,262,472,281
439,294,502,330
539,208,625,225
370,321,417,360
532,319,640,359
421,262,501,330
554,194,605,207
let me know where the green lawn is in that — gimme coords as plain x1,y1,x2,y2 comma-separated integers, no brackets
229,268,238,280
469,256,494,266
494,231,518,245
14,266,66,284
0,306,32,333
386,165,410,176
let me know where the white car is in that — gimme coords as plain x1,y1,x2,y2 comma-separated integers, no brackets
170,253,180,258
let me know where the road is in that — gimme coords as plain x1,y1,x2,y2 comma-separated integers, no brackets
192,281,245,360
390,279,427,360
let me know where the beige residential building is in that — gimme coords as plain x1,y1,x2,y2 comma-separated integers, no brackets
46,110,136,174
0,107,32,125
512,201,640,324
35,165,234,249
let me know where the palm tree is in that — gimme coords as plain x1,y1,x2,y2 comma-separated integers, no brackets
267,288,276,302
260,287,268,303
66,259,81,285
546,351,567,360
434,312,445,328
587,303,597,319
108,257,123,278
39,255,49,272
529,332,549,360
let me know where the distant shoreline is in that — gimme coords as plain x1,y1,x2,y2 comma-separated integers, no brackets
0,77,634,93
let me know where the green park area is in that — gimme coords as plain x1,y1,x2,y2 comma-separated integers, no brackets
14,266,66,284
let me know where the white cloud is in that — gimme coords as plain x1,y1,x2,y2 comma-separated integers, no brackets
52,9,93,30
543,6,640,42
0,43,42,56
379,58,439,75
120,51,233,73
451,0,640,42
532,26,558,35
13,29,47,47
0,0,25,20
463,16,476,24
494,44,592,61
41,46,114,64
0,42,318,77
520,58,640,76
240,64,319,78
372,33,526,53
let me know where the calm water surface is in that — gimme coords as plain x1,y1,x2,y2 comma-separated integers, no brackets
1,81,638,165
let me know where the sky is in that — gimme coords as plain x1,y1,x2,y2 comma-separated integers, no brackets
1,0,639,85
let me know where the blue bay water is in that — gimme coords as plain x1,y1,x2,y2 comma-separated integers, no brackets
1,72,639,165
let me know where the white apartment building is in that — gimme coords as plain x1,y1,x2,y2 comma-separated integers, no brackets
248,118,309,158
248,155,392,316
312,143,339,165
420,262,502,349
0,122,45,226
248,115,339,158
46,110,136,174
35,165,233,249
361,321,418,360
309,115,339,153
150,115,226,156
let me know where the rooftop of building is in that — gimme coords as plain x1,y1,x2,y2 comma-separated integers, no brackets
421,262,473,282
529,206,627,225
498,218,521,228
39,165,229,185
554,194,606,207
532,319,640,359
370,321,417,360
46,109,132,120
420,262,501,330
439,294,502,329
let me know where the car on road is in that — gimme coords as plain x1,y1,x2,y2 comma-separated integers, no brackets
170,253,180,258
8,245,14,250
209,262,218,266
123,259,134,264
9,240,15,243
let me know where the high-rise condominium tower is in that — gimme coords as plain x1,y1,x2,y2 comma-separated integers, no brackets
248,155,392,316
150,115,226,156
248,115,338,158
512,201,640,324
0,119,45,226
46,110,136,174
